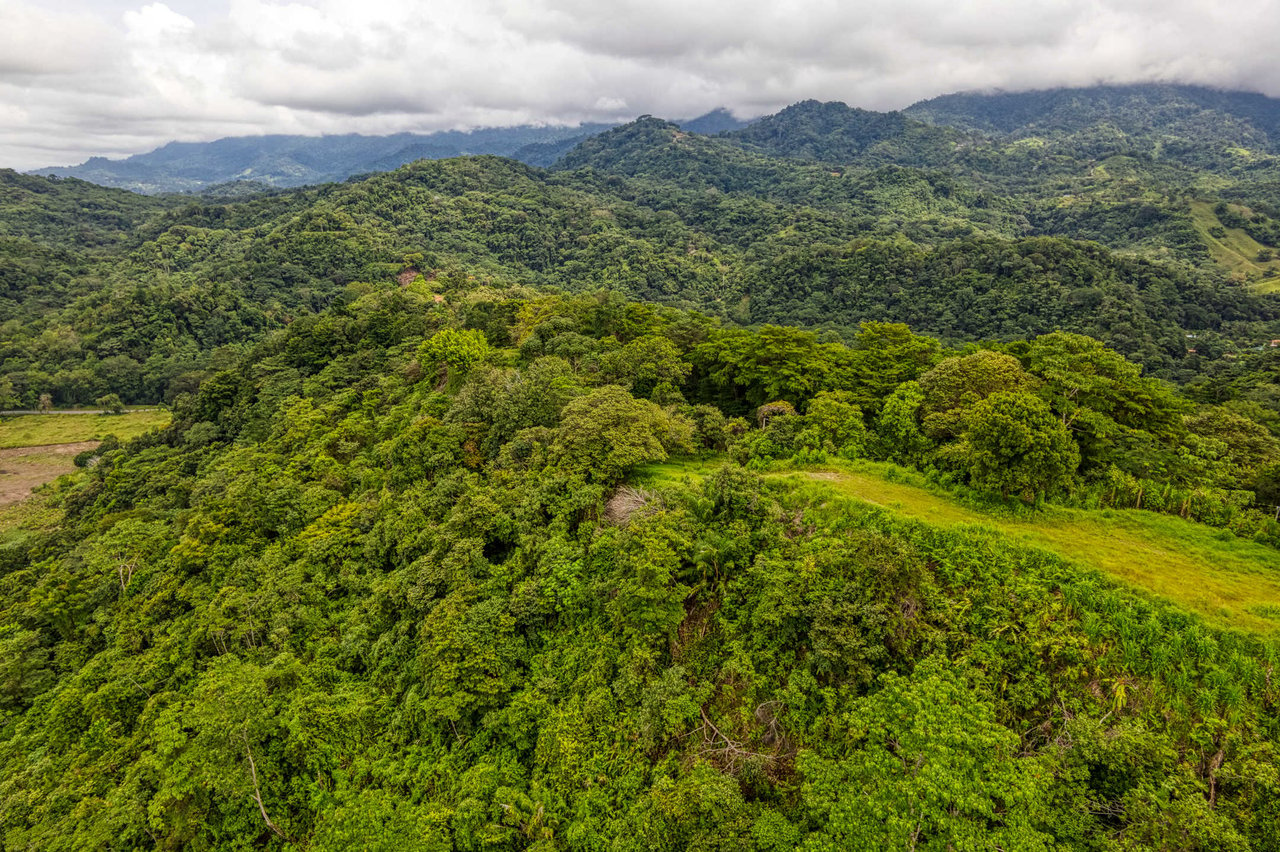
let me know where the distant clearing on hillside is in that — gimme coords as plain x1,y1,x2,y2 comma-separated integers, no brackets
1189,199,1280,287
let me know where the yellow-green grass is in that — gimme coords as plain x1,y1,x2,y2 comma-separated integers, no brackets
1189,199,1280,288
0,497,64,535
0,411,171,449
637,457,1280,635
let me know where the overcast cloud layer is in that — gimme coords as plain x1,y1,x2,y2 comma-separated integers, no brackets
2,0,1279,169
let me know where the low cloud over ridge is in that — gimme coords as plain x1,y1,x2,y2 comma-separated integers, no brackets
2,0,1279,169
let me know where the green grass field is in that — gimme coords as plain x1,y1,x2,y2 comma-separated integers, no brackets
0,411,171,449
1189,199,1280,289
638,457,1280,635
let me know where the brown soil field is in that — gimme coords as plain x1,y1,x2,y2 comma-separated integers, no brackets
0,441,96,507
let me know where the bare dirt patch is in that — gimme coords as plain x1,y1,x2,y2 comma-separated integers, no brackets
0,441,96,507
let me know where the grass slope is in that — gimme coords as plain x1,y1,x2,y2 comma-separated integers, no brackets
1189,199,1280,288
640,457,1280,635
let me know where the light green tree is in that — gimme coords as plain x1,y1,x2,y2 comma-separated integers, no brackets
599,334,692,401
798,391,867,456
870,381,932,465
798,658,1051,851
551,386,689,483
918,350,1035,439
964,391,1080,500
0,376,17,409
419,328,490,386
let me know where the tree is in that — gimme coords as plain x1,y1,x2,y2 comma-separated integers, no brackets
798,658,1050,851
964,391,1080,500
695,325,841,409
95,393,126,415
0,376,17,410
599,334,692,401
420,327,490,386
841,322,940,410
37,393,52,413
869,382,932,465
1023,332,1186,475
1185,406,1280,488
798,391,867,456
917,350,1035,439
550,386,689,483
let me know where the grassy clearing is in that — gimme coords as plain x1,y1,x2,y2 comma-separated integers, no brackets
0,411,170,449
637,456,1280,635
1189,199,1280,288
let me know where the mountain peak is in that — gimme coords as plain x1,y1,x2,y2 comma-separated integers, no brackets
678,108,752,135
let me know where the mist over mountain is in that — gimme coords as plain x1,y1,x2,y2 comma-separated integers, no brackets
26,124,618,194
678,108,754,135
31,84,1280,198
23,108,763,194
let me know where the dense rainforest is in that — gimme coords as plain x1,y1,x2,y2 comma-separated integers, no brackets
3,282,1280,849
3,84,1280,849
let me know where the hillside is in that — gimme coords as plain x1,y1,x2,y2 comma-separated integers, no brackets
903,84,1280,189
2,283,1280,849
647,458,1280,635
726,99,972,167
905,84,1280,151
6,147,1279,413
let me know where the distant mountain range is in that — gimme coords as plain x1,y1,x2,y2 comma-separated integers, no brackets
26,85,1280,196
26,110,756,194
904,84,1280,142
27,126,617,194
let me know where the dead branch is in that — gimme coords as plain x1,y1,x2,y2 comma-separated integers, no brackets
242,728,288,842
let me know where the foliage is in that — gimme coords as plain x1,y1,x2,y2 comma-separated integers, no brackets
0,285,1278,851
3,86,1280,849
963,390,1081,500
799,657,1051,850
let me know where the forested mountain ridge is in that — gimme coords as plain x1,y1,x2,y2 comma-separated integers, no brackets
905,84,1280,151
554,90,1280,286
0,170,177,248
724,99,975,167
23,110,752,195
5,149,1278,410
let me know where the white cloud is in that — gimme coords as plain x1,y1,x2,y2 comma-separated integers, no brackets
1,0,1280,169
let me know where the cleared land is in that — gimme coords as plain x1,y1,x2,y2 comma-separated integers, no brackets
639,457,1280,635
0,410,171,514
0,410,170,449
1189,199,1280,291
0,442,93,508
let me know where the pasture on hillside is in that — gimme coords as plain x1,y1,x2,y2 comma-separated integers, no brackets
640,456,1280,635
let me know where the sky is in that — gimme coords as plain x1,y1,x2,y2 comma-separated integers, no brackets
2,0,1279,169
